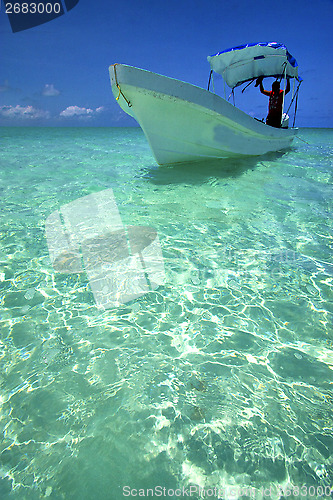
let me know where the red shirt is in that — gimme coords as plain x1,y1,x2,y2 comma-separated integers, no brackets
267,90,284,118
261,88,284,127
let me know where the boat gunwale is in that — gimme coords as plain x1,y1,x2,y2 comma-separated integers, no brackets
109,63,297,139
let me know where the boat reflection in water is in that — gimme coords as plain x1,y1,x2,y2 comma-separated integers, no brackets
45,189,165,309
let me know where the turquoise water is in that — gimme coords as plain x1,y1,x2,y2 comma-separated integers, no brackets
0,127,332,499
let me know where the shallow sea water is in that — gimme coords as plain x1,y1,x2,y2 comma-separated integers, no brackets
0,127,332,500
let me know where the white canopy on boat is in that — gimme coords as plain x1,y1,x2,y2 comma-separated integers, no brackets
207,42,300,88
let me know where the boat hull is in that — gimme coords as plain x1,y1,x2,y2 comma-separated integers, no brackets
109,64,297,165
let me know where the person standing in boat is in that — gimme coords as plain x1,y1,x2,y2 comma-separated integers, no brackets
255,76,290,127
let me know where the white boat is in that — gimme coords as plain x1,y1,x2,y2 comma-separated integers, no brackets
109,42,302,165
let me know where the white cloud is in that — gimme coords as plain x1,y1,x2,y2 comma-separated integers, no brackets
59,106,105,119
60,105,94,118
0,105,50,119
42,84,60,96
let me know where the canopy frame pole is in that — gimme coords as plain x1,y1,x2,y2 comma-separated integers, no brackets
227,89,236,106
292,76,295,101
292,84,301,127
285,81,302,125
207,70,213,91
281,63,287,125
293,93,299,127
241,79,255,93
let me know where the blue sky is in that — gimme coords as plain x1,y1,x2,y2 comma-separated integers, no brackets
0,0,332,127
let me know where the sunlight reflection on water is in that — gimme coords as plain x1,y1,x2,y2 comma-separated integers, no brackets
0,127,332,499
